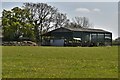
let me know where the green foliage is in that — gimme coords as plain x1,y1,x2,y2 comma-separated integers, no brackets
2,3,69,43
2,7,35,41
112,37,120,46
23,3,58,43
2,46,118,78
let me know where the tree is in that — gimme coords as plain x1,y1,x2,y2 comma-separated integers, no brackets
2,7,34,41
115,37,120,42
112,37,120,46
23,3,57,45
72,16,92,28
53,13,69,29
2,9,15,41
2,3,94,44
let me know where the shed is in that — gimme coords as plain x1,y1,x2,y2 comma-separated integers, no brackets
41,27,112,46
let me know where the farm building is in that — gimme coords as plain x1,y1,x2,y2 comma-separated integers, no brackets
41,27,112,46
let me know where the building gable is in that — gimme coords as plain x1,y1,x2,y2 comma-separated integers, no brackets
53,27,71,32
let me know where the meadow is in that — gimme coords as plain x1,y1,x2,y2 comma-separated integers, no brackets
2,46,118,78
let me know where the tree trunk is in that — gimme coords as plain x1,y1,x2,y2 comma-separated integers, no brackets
39,31,42,46
34,25,40,45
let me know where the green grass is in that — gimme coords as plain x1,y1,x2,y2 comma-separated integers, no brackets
2,46,118,78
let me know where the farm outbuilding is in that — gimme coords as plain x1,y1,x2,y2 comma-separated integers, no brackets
41,27,112,46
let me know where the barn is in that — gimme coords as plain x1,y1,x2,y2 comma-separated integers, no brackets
41,27,112,46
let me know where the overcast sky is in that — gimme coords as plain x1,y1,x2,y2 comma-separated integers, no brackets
1,2,118,39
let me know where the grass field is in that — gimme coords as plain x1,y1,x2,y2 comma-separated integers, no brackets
2,46,118,78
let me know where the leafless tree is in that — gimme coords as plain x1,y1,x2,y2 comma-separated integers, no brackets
53,13,69,29
23,3,57,44
72,16,92,28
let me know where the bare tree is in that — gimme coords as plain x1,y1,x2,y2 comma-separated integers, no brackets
72,16,92,28
53,13,69,29
23,3,57,44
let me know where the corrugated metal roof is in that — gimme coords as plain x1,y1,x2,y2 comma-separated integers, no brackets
64,27,111,33
41,27,112,36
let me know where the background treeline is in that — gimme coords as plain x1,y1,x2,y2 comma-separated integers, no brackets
112,37,120,46
2,3,92,45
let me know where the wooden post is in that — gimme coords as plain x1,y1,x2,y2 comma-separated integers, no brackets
81,32,83,46
40,35,42,46
111,33,112,46
104,33,105,46
96,33,98,46
72,31,74,46
89,33,91,46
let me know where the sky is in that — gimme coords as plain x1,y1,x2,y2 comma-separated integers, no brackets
1,1,118,39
